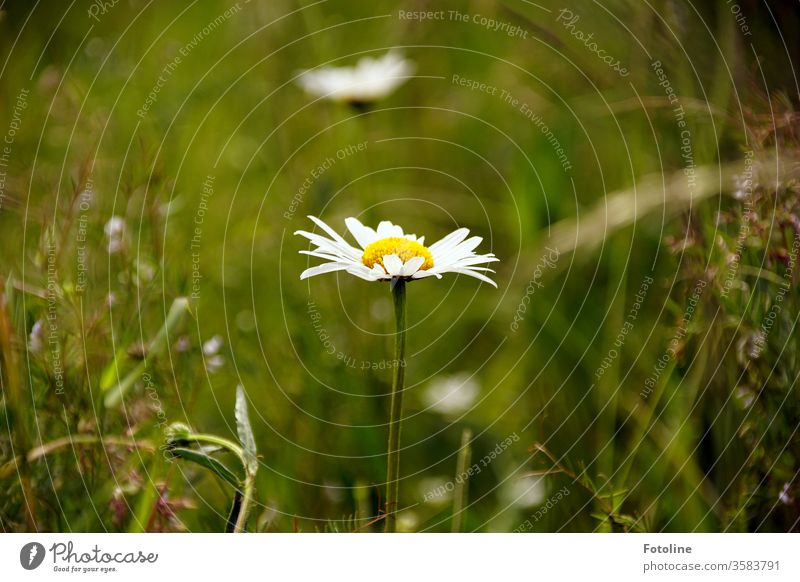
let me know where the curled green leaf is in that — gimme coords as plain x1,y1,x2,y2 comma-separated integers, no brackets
167,447,241,489
235,385,258,476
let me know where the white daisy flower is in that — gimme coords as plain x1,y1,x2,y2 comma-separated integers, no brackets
296,51,414,105
295,213,497,533
294,215,498,287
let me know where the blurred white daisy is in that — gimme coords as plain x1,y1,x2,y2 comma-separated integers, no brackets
295,215,498,286
296,51,414,105
423,373,480,416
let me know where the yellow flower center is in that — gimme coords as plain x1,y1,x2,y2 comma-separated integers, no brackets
362,237,434,271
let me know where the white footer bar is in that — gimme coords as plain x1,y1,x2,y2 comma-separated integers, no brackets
1,533,797,581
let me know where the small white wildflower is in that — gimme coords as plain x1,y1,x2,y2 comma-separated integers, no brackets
104,216,126,254
104,216,125,237
174,336,191,353
732,173,753,201
28,320,45,354
206,354,225,374
779,482,792,505
202,335,223,356
202,335,225,373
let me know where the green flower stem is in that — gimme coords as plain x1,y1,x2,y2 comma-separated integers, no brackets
451,427,472,533
186,433,244,459
384,278,407,533
233,472,255,533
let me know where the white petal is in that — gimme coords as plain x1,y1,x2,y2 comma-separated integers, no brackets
297,68,354,100
349,263,388,281
453,266,495,272
454,236,484,254
308,215,355,248
347,265,382,281
448,267,498,287
455,255,500,266
428,228,470,252
400,256,425,276
382,254,403,276
299,249,354,262
300,262,352,280
433,237,485,264
437,254,499,269
376,220,404,238
345,217,379,248
370,264,388,278
294,230,362,262
412,270,442,279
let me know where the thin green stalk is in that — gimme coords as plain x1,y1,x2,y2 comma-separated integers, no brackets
128,455,165,533
233,473,255,533
384,279,407,533
451,427,472,533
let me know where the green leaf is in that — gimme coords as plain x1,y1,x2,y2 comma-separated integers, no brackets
148,296,190,355
102,297,190,408
103,361,146,408
168,447,241,489
235,385,258,476
99,347,129,391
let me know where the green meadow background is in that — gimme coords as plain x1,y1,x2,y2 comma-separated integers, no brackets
1,0,798,532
